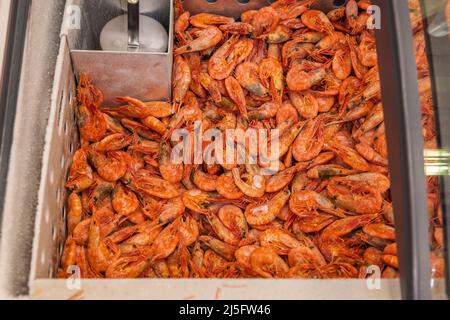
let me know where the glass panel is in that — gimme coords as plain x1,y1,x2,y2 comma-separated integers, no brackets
412,0,449,294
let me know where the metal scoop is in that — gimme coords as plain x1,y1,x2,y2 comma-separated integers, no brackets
182,0,346,19
127,0,140,51
99,0,168,52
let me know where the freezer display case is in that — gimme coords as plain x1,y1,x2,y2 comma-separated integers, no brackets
0,0,449,300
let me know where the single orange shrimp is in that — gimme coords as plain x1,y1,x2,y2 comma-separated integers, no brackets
266,162,308,193
111,182,139,217
177,216,199,247
338,76,361,106
384,242,398,255
203,249,235,277
208,205,247,246
318,214,376,262
292,212,336,233
306,165,359,179
363,223,396,241
147,259,169,278
292,117,324,162
208,213,241,246
85,174,114,212
66,148,94,192
286,62,328,92
272,0,314,21
87,215,119,273
331,172,390,194
259,228,302,255
358,0,372,10
128,139,160,156
59,236,79,275
108,97,174,119
88,150,128,182
121,119,160,141
355,143,388,167
91,133,133,152
190,242,206,277
219,205,247,238
72,218,91,246
280,18,305,29
327,7,346,22
175,11,191,45
362,246,383,268
129,170,180,199
315,31,347,51
174,27,223,55
250,6,280,37
106,224,139,245
347,35,368,79
282,40,315,68
225,76,248,119
276,101,299,133
241,10,258,24
302,10,334,33
198,72,222,103
245,189,291,226
249,247,289,278
315,95,335,113
232,167,266,199
103,113,127,134
248,102,280,121
289,190,346,218
150,221,180,261
192,168,218,192
172,55,192,109
353,102,384,138
219,22,254,35
159,141,183,184
358,31,378,67
208,37,254,80
106,249,151,279
263,25,293,44
288,246,327,267
307,151,335,168
190,13,234,29
267,44,283,64
274,121,305,159
326,179,383,215
167,245,191,278
235,245,259,275
121,222,162,251
199,235,237,261
185,52,207,98
150,196,185,224
76,74,107,142
289,92,319,119
345,0,359,29
67,192,83,235
259,57,284,104
332,48,352,80
327,142,370,171
182,189,212,214
216,172,245,200
235,62,268,98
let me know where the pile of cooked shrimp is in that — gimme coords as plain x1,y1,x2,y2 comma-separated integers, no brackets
59,0,444,279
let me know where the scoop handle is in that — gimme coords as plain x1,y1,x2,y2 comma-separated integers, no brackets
127,0,140,51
